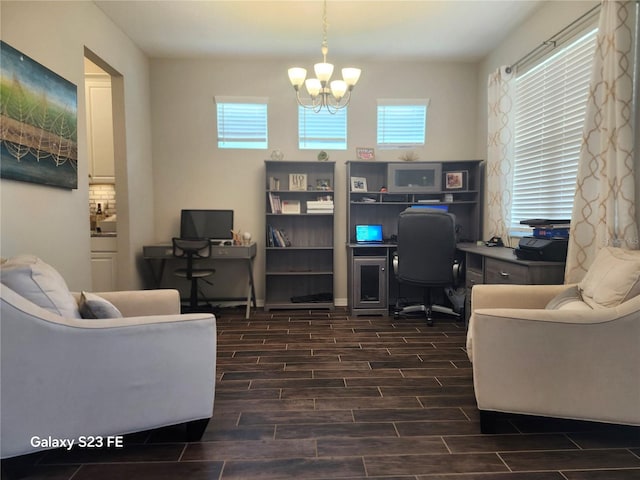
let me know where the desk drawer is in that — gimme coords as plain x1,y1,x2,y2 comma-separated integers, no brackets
465,269,484,288
485,258,528,284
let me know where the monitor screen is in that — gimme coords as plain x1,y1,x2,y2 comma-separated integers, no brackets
180,209,233,240
355,224,383,243
410,204,449,212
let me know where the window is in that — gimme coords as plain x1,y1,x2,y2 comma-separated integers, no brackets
377,99,429,148
511,28,598,230
215,96,268,149
298,106,347,150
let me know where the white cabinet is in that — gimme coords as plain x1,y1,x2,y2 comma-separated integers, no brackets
91,236,117,291
85,75,115,183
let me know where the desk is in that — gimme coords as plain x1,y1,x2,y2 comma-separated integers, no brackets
143,242,257,319
347,243,566,318
457,243,566,322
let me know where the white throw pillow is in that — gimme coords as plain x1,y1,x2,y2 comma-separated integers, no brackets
579,247,640,309
79,291,123,319
0,254,81,318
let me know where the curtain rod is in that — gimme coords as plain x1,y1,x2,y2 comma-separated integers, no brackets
505,3,601,74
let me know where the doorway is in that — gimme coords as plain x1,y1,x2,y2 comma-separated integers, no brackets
84,50,126,291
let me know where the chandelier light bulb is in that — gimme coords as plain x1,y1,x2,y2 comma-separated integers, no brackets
305,78,322,98
342,68,361,88
288,68,307,89
314,62,334,85
330,80,347,101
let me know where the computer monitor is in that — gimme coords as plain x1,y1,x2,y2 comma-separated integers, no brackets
410,204,449,212
180,209,233,241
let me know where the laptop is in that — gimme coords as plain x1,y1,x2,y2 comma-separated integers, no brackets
355,224,384,244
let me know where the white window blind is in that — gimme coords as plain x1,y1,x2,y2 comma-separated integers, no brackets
377,99,429,148
511,28,597,229
215,96,268,149
298,106,347,150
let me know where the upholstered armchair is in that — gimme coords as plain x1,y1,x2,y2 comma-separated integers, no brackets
0,255,217,459
467,247,640,432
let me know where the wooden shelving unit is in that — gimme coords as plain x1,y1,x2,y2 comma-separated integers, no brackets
346,160,484,315
264,160,335,310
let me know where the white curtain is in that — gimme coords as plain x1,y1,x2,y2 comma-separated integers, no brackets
486,66,515,247
565,0,639,283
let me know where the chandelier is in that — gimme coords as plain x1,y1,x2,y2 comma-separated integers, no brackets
287,0,361,114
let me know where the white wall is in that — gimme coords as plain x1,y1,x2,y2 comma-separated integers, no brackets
150,57,479,304
0,1,154,290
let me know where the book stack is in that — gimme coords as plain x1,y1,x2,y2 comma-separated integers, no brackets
268,192,282,214
306,198,334,214
520,219,570,239
267,225,291,247
533,224,570,239
268,177,281,190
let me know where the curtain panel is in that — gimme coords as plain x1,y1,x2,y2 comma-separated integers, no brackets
486,66,515,247
565,0,639,283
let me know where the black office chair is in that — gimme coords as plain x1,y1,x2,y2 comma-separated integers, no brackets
392,208,463,326
172,238,215,312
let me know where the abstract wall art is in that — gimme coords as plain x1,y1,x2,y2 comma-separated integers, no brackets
0,41,78,189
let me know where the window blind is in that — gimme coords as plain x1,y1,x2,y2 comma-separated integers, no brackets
215,96,268,149
511,29,597,229
298,106,347,150
377,99,429,148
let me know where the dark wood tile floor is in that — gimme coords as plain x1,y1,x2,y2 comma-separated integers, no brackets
3,308,640,479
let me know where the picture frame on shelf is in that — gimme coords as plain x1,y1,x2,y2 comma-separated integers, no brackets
350,176,368,192
281,199,301,214
316,178,332,190
289,173,307,191
356,147,375,160
443,171,467,191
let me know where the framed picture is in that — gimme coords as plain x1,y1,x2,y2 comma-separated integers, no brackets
0,41,78,189
356,147,375,160
444,171,467,191
281,199,301,214
316,178,331,190
289,173,307,191
350,176,368,192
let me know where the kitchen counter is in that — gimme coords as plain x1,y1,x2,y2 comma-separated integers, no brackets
91,232,117,238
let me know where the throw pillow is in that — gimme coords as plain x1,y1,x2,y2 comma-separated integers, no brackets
579,247,640,309
78,291,123,319
545,285,591,310
0,254,81,318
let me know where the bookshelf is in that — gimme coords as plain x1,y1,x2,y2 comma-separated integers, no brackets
264,160,335,310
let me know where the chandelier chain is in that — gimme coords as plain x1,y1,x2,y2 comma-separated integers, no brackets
321,0,329,61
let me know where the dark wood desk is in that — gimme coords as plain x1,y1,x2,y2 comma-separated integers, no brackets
457,243,566,322
142,242,257,319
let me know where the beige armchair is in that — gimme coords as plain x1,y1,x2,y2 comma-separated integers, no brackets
1,284,217,459
467,247,640,432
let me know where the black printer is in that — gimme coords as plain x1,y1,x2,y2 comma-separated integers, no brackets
515,236,568,261
515,219,569,262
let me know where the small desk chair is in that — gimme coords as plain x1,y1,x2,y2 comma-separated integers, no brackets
393,208,463,326
172,238,215,312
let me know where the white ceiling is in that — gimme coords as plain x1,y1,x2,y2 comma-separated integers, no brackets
95,0,542,61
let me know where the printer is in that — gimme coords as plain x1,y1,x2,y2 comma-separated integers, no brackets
515,236,568,261
515,219,569,262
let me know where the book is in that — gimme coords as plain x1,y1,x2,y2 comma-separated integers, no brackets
307,199,334,214
268,176,280,190
268,192,282,213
